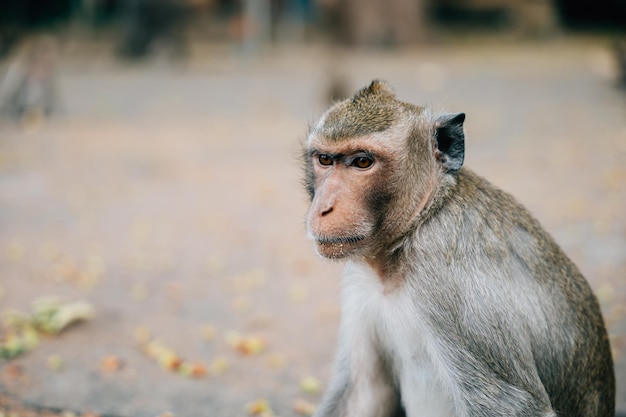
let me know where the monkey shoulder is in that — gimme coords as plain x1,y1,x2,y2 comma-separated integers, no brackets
417,168,602,338
442,168,582,282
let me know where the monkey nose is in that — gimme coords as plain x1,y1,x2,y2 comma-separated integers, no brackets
321,206,333,216
320,195,335,217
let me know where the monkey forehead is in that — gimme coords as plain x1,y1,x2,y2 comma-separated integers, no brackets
310,96,425,143
307,122,412,155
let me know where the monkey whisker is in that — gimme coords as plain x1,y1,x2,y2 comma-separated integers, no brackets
316,235,365,245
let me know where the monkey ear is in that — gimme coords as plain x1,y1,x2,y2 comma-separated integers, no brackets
435,113,465,172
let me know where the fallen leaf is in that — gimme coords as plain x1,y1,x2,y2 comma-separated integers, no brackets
189,362,208,378
2,333,25,359
246,399,272,416
140,337,206,378
32,297,95,334
237,336,265,355
300,376,321,394
293,399,316,416
210,357,229,376
21,326,39,350
101,355,123,372
47,354,63,371
158,351,182,371
1,326,39,360
177,361,193,377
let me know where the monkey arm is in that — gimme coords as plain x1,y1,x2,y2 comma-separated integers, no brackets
450,344,558,417
447,346,555,416
313,352,350,417
402,285,555,416
314,303,402,417
314,341,401,417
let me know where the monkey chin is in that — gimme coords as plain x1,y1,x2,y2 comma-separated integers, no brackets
314,236,366,259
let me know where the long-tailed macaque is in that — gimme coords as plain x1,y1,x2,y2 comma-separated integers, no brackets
303,80,615,417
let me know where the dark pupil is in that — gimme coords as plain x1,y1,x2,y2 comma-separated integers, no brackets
357,157,371,167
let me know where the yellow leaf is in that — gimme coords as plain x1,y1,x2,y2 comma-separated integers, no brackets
47,354,63,371
300,376,321,394
246,399,272,416
210,357,229,376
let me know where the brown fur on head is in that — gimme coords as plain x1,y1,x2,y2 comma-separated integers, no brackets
316,79,398,141
304,80,466,263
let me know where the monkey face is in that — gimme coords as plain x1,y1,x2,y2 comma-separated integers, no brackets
304,80,466,262
305,137,394,259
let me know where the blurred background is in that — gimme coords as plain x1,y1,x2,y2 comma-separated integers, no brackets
0,1,625,416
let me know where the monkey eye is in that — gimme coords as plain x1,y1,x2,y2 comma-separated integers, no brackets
318,154,333,166
352,156,374,169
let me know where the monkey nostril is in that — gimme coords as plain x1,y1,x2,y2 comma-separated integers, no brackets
321,207,333,216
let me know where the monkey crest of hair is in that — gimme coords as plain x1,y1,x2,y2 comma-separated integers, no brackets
304,80,615,417
313,79,410,142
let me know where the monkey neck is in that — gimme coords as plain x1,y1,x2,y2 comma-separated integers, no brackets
365,169,458,281
363,250,408,286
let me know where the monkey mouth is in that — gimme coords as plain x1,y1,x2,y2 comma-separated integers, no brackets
314,235,366,258
317,235,365,245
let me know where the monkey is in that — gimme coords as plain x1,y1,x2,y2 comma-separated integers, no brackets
0,35,60,121
303,80,615,417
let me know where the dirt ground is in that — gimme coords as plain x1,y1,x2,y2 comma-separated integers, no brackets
0,35,625,416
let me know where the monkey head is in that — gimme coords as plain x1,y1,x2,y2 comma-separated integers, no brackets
304,80,465,260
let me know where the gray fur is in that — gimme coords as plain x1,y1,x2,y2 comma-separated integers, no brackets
306,81,615,417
